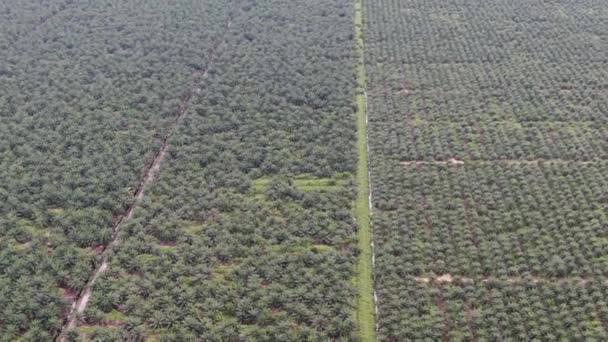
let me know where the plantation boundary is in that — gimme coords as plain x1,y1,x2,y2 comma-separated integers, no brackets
354,0,377,340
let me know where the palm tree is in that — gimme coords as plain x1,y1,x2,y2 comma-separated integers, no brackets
149,312,165,329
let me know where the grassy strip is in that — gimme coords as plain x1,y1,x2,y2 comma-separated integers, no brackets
252,173,350,192
353,0,375,341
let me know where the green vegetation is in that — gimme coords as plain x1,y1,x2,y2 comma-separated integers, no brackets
270,242,334,254
363,0,608,340
48,208,65,216
0,0,231,338
182,222,204,235
253,173,350,193
4,0,605,340
22,0,359,340
353,0,376,341
104,310,127,322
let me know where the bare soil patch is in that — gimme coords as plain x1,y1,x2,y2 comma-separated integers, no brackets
61,287,78,301
400,158,465,167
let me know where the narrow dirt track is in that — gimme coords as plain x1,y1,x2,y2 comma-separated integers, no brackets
415,273,597,285
400,158,604,167
54,3,241,340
